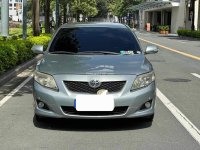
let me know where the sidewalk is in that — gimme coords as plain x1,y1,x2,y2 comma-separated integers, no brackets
134,29,200,41
132,28,178,36
135,30,200,58
0,55,42,86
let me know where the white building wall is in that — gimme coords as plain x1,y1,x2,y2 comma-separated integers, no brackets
171,0,185,33
9,0,23,21
9,10,16,16
198,0,200,30
136,0,200,32
194,0,199,30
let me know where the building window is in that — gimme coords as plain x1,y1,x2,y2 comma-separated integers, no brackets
14,3,17,7
9,3,12,7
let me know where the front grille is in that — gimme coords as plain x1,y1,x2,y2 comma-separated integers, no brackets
64,81,126,94
61,106,128,116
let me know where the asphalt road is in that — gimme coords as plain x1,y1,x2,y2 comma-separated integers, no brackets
137,31,200,130
0,32,200,150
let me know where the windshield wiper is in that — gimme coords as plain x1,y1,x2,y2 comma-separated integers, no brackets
49,51,76,55
78,51,120,55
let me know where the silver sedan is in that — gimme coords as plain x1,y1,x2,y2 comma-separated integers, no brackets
32,22,158,122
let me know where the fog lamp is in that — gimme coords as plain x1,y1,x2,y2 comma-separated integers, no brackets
38,102,45,108
145,102,151,109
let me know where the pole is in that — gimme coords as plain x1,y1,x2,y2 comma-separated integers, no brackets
23,0,27,39
56,0,59,29
1,0,9,37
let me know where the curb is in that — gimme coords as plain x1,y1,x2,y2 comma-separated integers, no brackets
178,36,200,41
0,54,42,86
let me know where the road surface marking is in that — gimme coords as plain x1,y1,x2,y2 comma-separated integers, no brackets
191,73,200,79
0,75,33,107
139,38,200,61
157,88,200,145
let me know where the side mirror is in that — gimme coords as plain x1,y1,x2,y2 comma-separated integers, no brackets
145,45,159,54
31,45,44,54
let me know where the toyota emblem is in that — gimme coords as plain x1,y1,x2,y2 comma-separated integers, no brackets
89,80,101,88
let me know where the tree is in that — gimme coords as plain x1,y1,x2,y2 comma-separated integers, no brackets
109,0,142,17
95,0,108,18
62,1,67,23
44,0,50,33
71,0,98,21
27,1,33,20
32,0,40,36
60,0,69,23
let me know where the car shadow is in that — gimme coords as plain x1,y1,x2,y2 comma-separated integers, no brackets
33,116,152,132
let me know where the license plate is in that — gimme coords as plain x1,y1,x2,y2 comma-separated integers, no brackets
75,95,114,111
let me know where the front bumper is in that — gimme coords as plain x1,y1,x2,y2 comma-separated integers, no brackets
33,78,156,119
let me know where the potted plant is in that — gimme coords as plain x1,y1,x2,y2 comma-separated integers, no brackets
158,26,165,34
164,25,169,34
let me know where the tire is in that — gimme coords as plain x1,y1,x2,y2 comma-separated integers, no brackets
143,114,154,122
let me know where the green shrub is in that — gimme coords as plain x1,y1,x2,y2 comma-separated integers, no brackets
0,34,52,74
27,34,52,49
0,37,3,41
7,40,35,64
11,35,18,40
177,29,200,38
0,43,18,73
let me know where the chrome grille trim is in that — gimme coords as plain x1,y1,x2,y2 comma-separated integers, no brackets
64,81,126,94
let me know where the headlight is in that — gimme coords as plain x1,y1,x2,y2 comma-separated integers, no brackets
131,71,155,91
34,71,58,91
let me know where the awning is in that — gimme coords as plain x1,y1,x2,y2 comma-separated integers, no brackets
129,1,180,11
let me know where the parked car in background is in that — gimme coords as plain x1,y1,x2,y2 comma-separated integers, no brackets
32,22,158,122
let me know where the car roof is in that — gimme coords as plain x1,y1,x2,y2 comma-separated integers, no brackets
60,22,128,29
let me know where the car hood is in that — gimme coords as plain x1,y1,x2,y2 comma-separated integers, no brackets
37,54,152,75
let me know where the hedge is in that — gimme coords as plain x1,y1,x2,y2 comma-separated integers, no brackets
27,34,52,49
177,30,200,38
0,34,52,74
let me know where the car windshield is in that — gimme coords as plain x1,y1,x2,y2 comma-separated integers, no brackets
49,27,141,54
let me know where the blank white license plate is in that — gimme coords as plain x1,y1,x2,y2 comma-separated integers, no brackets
75,95,114,111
